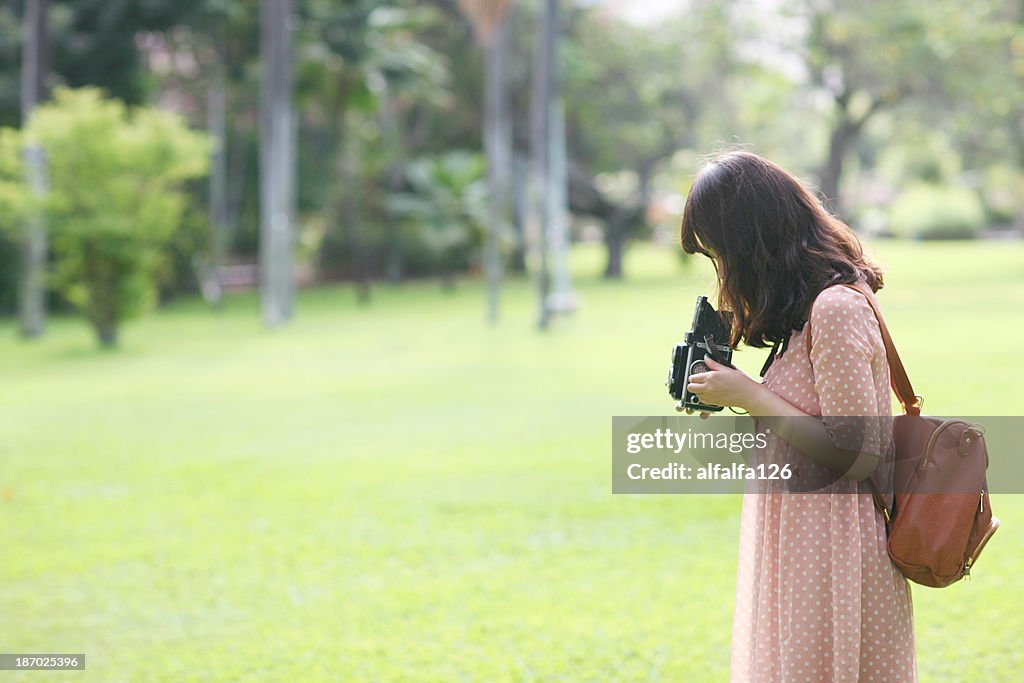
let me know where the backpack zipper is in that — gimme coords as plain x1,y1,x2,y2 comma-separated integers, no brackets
963,515,1000,577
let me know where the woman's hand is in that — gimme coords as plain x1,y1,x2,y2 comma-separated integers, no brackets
686,356,767,413
684,349,879,480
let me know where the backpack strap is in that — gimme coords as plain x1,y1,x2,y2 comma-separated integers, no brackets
843,282,922,416
803,281,923,525
804,282,922,417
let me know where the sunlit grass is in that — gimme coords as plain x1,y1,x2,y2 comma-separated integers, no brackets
0,239,1022,681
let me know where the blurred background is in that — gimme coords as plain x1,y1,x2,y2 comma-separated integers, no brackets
0,0,1022,681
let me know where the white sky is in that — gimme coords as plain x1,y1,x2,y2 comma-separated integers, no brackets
593,0,700,25
588,0,808,81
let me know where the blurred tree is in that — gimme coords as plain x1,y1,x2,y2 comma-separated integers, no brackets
888,182,985,239
387,151,488,289
930,0,1024,229
5,88,209,346
260,0,294,328
530,0,577,327
0,0,209,312
792,0,989,213
298,1,450,296
18,0,49,338
459,0,513,324
563,2,736,278
426,0,535,273
368,7,451,283
130,1,263,301
0,0,206,126
0,128,30,226
361,6,452,287
0,8,19,315
200,1,231,308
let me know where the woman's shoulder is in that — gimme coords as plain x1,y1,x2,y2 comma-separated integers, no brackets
810,282,874,320
808,282,881,344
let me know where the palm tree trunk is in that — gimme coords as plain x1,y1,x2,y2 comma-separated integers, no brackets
380,87,405,283
335,111,371,304
259,0,295,328
483,15,511,324
206,14,228,308
529,0,552,329
19,0,49,339
548,88,576,312
531,0,575,324
509,152,528,273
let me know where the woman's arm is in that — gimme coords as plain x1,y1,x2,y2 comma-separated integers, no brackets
687,356,879,481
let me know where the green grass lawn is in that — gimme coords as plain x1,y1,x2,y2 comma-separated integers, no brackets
0,239,1022,682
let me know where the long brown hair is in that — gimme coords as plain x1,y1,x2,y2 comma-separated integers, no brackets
680,151,883,348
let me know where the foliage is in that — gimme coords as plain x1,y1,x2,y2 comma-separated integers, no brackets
777,0,1014,211
0,0,1020,312
563,1,740,277
980,163,1024,226
0,127,32,315
0,0,207,127
0,126,27,221
888,183,985,240
918,1,1024,171
387,151,488,284
295,1,454,283
876,126,965,185
11,87,209,345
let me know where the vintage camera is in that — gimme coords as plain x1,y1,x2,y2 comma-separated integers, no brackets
665,296,735,413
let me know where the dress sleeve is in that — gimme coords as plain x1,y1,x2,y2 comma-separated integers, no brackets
808,286,886,455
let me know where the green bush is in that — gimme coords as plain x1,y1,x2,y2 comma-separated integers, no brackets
887,183,985,240
980,163,1024,226
0,129,27,314
386,152,488,286
1,88,209,346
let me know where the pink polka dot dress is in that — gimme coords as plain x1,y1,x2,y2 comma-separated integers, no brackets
730,285,917,682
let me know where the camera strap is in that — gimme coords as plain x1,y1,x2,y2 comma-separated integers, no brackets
702,334,733,367
759,342,780,377
759,334,791,377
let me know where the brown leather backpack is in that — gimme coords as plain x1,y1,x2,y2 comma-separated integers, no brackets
833,283,1000,587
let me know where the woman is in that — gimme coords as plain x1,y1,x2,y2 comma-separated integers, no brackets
680,151,916,682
